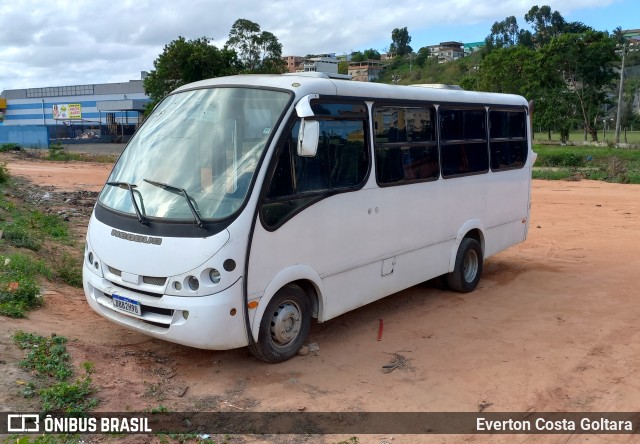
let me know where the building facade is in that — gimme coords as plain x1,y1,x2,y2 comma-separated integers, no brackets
428,41,465,63
0,77,149,143
348,60,385,82
282,56,304,73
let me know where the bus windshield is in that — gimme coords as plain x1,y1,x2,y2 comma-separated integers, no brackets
99,87,291,222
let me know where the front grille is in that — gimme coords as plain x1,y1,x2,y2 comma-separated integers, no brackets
104,263,167,290
143,276,167,286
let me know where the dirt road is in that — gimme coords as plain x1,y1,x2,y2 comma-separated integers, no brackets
1,156,640,443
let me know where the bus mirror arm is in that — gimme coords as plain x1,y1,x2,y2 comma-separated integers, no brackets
297,119,320,157
295,94,319,118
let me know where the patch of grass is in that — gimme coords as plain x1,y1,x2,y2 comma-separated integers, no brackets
12,332,98,413
47,143,83,162
533,145,640,184
0,253,48,317
1,225,43,251
532,169,575,181
52,250,83,288
13,331,72,380
0,208,70,251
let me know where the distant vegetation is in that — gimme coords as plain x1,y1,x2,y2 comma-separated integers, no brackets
379,5,639,144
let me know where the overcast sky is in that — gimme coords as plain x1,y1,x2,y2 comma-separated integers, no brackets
1,0,637,93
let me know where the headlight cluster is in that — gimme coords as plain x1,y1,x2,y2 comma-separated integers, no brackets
85,243,102,276
168,263,232,296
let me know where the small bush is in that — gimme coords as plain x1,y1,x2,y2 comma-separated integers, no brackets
2,225,42,251
0,142,21,152
539,152,585,167
0,254,46,318
53,251,83,288
0,162,10,184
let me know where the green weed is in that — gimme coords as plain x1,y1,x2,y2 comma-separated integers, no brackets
12,332,98,413
0,253,48,317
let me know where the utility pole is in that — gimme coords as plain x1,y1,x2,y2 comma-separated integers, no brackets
615,44,626,145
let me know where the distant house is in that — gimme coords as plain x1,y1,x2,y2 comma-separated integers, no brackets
299,54,339,74
282,56,304,73
428,41,465,63
348,60,385,82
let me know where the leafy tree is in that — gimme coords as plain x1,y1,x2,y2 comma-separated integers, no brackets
350,51,365,62
485,16,520,50
143,36,240,109
541,30,618,141
226,19,285,73
612,26,627,45
389,27,413,57
467,46,540,95
524,5,566,47
363,48,381,60
338,60,349,75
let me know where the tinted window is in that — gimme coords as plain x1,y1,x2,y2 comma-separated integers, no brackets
440,109,486,141
439,107,488,178
374,106,439,185
263,103,369,228
489,110,528,171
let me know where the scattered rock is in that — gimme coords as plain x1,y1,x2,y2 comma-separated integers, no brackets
308,343,320,352
297,345,309,356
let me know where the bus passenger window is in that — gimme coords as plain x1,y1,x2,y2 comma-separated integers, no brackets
374,105,439,185
262,103,369,228
489,110,528,171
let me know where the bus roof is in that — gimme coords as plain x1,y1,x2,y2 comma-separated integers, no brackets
173,73,529,108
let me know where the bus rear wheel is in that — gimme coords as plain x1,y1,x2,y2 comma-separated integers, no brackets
446,238,483,293
249,284,311,363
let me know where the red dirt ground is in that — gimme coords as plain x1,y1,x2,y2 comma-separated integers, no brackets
2,156,640,443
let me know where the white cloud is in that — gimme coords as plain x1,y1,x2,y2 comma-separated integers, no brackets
0,0,623,91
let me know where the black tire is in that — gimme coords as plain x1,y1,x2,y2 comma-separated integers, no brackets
248,284,311,363
445,238,483,293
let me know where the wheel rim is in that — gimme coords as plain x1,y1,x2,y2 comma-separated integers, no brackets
463,249,479,283
270,300,302,347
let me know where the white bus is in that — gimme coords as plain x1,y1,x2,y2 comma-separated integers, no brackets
83,73,535,362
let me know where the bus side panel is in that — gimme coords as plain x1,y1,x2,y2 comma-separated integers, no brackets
483,167,531,258
319,240,453,321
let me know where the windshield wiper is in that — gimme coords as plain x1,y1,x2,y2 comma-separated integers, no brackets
106,181,147,225
143,179,204,228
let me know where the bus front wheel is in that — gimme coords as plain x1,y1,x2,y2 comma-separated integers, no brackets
446,238,483,293
249,284,311,363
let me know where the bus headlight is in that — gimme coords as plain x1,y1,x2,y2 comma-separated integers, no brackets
187,275,199,291
209,268,221,284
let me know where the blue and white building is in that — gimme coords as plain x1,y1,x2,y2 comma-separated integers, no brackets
0,75,150,146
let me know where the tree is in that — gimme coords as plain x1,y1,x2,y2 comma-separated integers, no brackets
524,5,566,47
143,36,240,109
350,51,365,62
363,48,381,60
467,46,540,96
485,16,520,50
541,30,618,141
389,27,412,57
227,19,285,73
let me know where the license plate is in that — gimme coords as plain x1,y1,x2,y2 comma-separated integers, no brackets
112,294,141,317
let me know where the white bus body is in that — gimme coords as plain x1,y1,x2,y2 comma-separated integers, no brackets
83,73,535,362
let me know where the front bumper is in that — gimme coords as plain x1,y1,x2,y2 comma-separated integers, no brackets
83,263,248,350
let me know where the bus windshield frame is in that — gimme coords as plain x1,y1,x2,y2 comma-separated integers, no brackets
98,86,292,223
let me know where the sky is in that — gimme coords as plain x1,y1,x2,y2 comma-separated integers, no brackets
0,0,637,93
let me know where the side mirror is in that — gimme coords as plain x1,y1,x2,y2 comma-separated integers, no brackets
297,120,319,157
